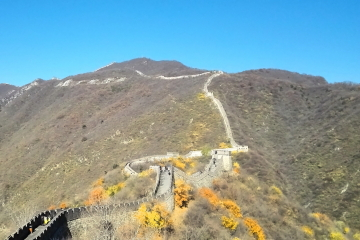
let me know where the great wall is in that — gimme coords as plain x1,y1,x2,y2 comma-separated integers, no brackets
6,71,248,240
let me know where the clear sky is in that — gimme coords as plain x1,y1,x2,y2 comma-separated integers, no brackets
0,0,359,86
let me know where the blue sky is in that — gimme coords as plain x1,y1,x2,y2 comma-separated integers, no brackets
0,0,359,86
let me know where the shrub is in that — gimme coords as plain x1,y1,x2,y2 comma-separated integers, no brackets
198,188,220,206
59,202,68,209
353,233,360,240
269,185,282,196
233,162,240,174
311,212,332,225
219,142,231,149
201,145,212,156
221,216,238,230
84,187,108,205
135,203,172,229
301,226,314,237
138,169,153,177
197,93,206,100
174,180,192,208
105,182,125,196
329,232,345,240
243,217,266,240
222,199,242,218
48,205,56,210
92,177,104,187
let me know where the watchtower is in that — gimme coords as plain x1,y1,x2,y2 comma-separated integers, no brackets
212,149,232,171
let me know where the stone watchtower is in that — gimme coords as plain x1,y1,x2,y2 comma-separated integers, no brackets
212,149,232,171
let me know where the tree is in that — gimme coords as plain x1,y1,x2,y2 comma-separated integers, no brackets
84,187,108,206
135,203,172,230
174,180,192,208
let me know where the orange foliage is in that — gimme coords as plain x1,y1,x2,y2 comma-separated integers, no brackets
222,199,242,218
243,217,266,240
174,180,192,208
311,212,332,225
84,187,108,206
198,188,220,206
92,177,104,187
48,205,56,210
59,202,68,209
233,162,240,174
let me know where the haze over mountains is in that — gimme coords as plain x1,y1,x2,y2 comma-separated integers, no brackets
1,58,359,239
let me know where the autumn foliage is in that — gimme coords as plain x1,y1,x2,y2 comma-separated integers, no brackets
233,162,240,174
166,156,195,173
84,187,108,206
222,199,242,218
243,217,266,240
92,177,104,187
198,188,220,206
135,203,172,229
174,180,192,208
59,202,68,209
301,226,314,237
105,182,125,196
48,205,56,210
221,216,238,230
219,142,231,149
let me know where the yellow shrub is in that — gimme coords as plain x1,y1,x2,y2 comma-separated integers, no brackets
221,216,238,230
105,182,125,196
233,162,240,174
243,217,266,240
301,226,314,237
219,142,231,149
174,180,192,208
138,169,153,177
135,203,172,229
269,185,283,196
353,233,360,240
173,159,186,170
329,232,345,240
197,93,206,100
344,227,350,234
311,212,331,225
222,199,242,218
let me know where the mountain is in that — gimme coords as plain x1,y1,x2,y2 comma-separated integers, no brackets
0,83,18,100
0,60,225,238
210,70,360,227
62,58,206,82
1,58,359,239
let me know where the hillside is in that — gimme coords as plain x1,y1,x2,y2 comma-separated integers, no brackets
210,69,360,228
0,84,18,99
0,60,226,238
1,60,359,239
